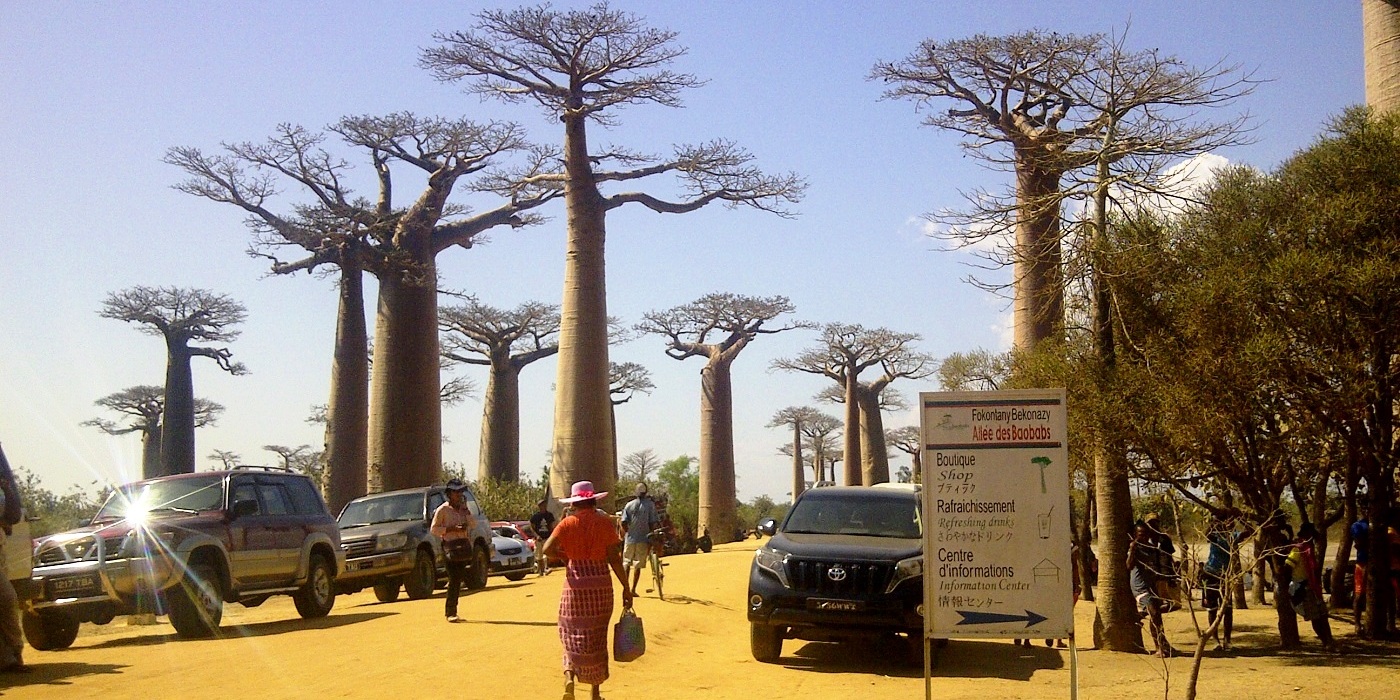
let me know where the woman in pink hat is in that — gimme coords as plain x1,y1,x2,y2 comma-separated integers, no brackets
540,481,633,700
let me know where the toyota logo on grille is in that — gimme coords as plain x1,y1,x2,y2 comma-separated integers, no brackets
827,565,847,582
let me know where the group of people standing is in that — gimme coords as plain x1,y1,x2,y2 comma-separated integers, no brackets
1127,508,1343,657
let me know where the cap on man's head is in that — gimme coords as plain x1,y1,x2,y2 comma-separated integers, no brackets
445,478,468,492
1144,512,1160,524
636,483,648,496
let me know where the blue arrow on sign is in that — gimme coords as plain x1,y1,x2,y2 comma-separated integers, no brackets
955,610,1048,627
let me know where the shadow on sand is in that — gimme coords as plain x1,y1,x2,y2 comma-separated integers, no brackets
76,611,394,650
0,661,125,691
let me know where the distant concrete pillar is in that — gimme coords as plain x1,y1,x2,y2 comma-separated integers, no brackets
1364,0,1400,113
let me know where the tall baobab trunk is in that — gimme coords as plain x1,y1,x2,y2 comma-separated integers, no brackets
480,356,523,483
160,344,196,476
550,114,616,510
699,359,738,544
842,373,861,486
1012,163,1066,350
141,421,162,481
368,252,442,492
324,262,369,513
856,390,890,485
1365,0,1400,115
791,422,805,504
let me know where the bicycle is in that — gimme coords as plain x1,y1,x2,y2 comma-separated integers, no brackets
644,528,667,600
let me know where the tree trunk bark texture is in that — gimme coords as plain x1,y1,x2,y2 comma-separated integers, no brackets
1091,447,1144,651
1011,163,1066,351
140,423,162,481
324,264,369,514
699,360,738,545
160,344,196,476
368,257,443,492
1365,0,1400,115
791,423,805,504
479,362,522,483
842,375,861,486
856,389,889,485
550,114,616,512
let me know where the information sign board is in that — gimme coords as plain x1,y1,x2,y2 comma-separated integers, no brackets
920,389,1072,640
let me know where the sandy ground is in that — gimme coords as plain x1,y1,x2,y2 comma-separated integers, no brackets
3,540,1397,700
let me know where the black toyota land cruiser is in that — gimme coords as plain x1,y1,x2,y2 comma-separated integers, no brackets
747,484,923,663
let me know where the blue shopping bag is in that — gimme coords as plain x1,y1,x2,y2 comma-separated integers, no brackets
613,607,645,662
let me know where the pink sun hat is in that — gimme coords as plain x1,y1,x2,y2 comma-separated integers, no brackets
558,480,608,504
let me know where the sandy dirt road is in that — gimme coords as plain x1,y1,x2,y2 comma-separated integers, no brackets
3,541,1397,699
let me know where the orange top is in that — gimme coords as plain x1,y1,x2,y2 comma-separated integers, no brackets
553,506,620,562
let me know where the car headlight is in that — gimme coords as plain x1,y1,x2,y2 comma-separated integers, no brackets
753,547,791,587
377,533,409,552
885,555,923,593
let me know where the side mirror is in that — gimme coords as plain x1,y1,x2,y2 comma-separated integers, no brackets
757,518,777,537
231,499,259,519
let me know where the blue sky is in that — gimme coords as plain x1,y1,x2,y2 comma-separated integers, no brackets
0,2,1362,503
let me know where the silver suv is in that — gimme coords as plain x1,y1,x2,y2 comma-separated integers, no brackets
27,467,344,649
335,485,494,601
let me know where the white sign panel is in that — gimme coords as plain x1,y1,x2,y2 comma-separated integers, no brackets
921,389,1072,640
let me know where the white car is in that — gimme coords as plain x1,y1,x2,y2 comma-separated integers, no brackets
488,528,535,581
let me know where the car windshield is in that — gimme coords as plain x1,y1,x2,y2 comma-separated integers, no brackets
782,493,921,538
494,527,520,538
92,475,225,523
339,493,423,527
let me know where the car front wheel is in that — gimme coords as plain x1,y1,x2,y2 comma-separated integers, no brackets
373,579,401,603
751,622,783,663
293,554,336,619
466,545,489,590
21,609,80,651
404,549,436,599
169,562,224,638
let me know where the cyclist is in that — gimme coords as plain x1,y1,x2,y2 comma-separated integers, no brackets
620,483,662,597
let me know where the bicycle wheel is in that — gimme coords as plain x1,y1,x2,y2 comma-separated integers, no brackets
651,551,665,600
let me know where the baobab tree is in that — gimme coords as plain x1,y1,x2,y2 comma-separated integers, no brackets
879,29,1257,653
874,32,1103,350
264,444,325,493
638,293,808,543
423,3,804,509
609,361,656,483
168,115,558,503
100,287,247,476
774,324,933,485
886,425,922,483
1366,0,1400,114
768,406,823,503
83,386,223,480
440,297,561,482
620,449,661,485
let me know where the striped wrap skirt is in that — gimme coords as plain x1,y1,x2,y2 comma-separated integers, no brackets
559,558,615,685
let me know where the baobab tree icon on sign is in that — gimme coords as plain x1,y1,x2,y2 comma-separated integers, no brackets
1031,456,1051,494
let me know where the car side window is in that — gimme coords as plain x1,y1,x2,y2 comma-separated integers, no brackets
428,492,445,515
258,483,291,516
232,481,261,515
282,477,325,516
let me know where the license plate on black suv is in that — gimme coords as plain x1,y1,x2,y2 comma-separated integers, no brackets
808,598,864,612
49,574,101,598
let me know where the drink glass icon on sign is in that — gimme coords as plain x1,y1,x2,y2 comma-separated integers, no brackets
1037,506,1053,540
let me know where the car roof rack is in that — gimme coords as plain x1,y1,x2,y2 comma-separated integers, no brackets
230,465,294,473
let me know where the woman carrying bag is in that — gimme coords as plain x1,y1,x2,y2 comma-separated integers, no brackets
541,481,634,700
